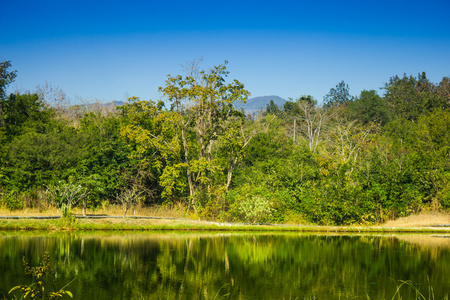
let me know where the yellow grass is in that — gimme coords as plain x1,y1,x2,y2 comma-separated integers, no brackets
0,204,186,219
1,206,449,233
383,211,450,227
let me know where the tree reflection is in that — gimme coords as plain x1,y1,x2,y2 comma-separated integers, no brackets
0,233,448,300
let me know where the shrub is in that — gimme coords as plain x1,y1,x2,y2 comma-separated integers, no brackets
237,196,274,224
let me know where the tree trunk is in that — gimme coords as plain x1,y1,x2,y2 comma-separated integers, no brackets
82,199,86,216
181,124,196,214
226,157,238,191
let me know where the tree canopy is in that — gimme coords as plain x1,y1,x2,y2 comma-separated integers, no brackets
1,60,449,224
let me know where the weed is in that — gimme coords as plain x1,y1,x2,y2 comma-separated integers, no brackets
9,252,74,299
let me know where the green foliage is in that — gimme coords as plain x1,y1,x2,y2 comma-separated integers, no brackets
237,196,274,224
283,95,318,120
8,252,73,300
0,60,17,100
192,185,229,221
384,72,447,121
0,189,24,210
159,163,188,202
79,111,143,206
264,99,283,116
0,93,53,139
155,61,250,210
347,90,391,125
3,128,83,191
1,61,449,225
323,80,354,108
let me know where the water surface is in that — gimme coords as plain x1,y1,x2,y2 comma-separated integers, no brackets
0,232,449,299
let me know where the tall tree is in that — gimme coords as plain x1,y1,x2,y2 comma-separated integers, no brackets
217,114,274,190
0,93,53,139
294,99,327,153
437,77,450,108
284,95,317,116
264,99,282,116
347,90,391,125
126,61,250,211
0,60,17,100
323,80,353,108
384,72,446,121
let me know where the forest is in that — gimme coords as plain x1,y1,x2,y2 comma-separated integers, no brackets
1,60,449,225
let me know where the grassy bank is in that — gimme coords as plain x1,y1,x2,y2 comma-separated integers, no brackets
1,207,449,232
1,216,450,233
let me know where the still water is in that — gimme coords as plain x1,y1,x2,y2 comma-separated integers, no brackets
0,232,449,299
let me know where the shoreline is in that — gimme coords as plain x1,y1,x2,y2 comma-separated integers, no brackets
1,215,450,233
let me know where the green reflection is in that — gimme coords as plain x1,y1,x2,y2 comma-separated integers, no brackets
0,232,449,300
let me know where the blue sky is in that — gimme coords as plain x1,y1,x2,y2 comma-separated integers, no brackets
1,0,450,104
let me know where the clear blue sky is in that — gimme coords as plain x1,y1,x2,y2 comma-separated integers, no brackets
1,0,450,104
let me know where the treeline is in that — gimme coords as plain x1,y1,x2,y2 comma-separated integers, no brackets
0,60,449,224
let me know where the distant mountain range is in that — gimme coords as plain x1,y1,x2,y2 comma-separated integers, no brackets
234,95,286,114
74,100,125,108
79,97,286,115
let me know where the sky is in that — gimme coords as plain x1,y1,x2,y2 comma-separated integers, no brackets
1,0,450,105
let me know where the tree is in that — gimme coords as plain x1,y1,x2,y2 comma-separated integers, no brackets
414,109,450,208
217,114,274,190
119,98,184,203
0,93,53,139
80,109,152,208
36,82,71,118
347,90,391,125
158,61,250,211
327,119,374,165
284,95,317,116
384,72,446,121
3,128,84,192
323,81,353,108
437,77,450,108
264,99,282,116
45,181,89,217
116,186,142,218
0,60,17,100
294,99,327,153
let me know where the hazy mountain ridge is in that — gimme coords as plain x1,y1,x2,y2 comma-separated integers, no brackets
76,97,285,114
234,95,286,114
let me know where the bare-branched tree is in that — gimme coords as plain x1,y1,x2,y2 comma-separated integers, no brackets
46,182,89,217
116,186,142,218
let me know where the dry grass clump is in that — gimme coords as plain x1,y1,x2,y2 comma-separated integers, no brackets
0,204,186,219
0,207,59,216
383,211,450,227
78,204,186,218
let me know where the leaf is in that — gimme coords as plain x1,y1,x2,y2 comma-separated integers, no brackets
8,285,21,293
65,291,73,298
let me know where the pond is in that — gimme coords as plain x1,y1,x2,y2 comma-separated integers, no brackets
0,232,449,299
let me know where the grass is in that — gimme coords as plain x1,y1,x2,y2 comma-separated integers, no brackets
384,211,450,228
0,203,186,218
0,205,449,233
1,218,450,233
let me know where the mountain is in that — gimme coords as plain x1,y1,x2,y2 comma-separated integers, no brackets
234,95,286,114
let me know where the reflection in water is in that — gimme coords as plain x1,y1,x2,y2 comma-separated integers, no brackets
0,232,449,299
